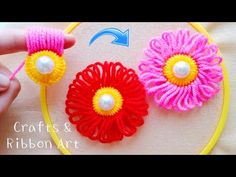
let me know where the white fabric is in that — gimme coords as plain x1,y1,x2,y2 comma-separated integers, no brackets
0,22,234,154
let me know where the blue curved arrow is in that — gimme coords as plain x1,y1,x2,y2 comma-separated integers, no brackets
89,28,129,47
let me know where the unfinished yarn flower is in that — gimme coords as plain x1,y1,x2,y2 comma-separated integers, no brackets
25,27,66,86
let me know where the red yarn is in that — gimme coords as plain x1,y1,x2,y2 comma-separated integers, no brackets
65,61,148,143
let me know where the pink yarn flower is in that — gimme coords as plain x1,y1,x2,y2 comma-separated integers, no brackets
139,29,223,111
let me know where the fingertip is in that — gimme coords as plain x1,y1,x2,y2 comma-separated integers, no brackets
0,77,21,116
64,34,76,49
10,78,21,99
0,63,21,116
0,74,10,92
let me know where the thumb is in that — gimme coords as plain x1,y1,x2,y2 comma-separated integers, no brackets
0,73,10,92
0,63,21,116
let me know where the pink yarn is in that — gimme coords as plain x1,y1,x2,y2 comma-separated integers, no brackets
139,29,223,111
9,27,65,80
26,27,65,56
9,60,25,80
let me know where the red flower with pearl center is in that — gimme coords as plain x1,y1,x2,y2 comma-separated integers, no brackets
65,61,148,143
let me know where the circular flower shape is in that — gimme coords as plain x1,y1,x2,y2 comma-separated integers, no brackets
25,50,66,86
139,30,223,111
65,61,148,143
93,87,123,116
163,54,198,86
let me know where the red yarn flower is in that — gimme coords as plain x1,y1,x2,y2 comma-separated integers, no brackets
65,61,148,143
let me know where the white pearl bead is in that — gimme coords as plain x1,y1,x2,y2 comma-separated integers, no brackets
98,94,115,111
173,61,190,78
36,56,55,74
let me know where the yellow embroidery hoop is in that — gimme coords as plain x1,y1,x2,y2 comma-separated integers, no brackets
40,22,230,155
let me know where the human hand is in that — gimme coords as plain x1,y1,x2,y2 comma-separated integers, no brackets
0,29,75,117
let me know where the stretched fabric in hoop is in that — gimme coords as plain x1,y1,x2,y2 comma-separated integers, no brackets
40,23,230,155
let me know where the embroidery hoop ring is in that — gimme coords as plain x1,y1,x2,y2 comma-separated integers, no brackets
40,22,230,155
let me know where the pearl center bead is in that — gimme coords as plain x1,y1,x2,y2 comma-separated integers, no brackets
173,61,190,79
98,94,115,111
36,56,55,74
